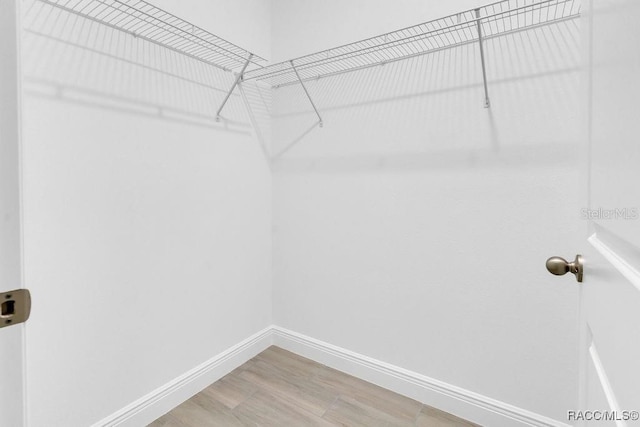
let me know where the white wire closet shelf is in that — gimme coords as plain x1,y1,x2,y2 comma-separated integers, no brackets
243,0,580,88
35,0,267,72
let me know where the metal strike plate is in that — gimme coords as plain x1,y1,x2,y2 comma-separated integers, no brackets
0,289,31,328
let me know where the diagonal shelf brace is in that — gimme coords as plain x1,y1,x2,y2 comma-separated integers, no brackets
475,8,491,108
216,54,253,121
290,60,324,127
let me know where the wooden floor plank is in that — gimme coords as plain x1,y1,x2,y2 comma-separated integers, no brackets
200,373,258,410
321,396,389,427
415,405,479,427
232,390,335,427
312,365,423,422
148,346,480,427
239,360,336,416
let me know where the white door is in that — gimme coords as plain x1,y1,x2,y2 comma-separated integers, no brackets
0,0,26,426
574,0,640,425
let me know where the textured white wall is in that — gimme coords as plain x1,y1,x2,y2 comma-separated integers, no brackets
271,0,581,422
20,1,272,426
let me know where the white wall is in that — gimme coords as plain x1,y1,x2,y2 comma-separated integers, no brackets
271,0,581,423
20,1,271,426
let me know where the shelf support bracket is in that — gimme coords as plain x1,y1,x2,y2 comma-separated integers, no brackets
290,60,323,127
475,9,490,108
216,54,253,121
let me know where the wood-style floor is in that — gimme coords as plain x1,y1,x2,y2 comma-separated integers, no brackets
149,346,480,427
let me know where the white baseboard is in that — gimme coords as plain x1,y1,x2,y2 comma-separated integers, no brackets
91,326,273,427
272,326,571,427
92,325,569,427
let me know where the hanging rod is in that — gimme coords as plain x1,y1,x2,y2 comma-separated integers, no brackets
243,0,580,88
33,0,266,72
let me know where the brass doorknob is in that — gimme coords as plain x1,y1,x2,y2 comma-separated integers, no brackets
546,255,583,282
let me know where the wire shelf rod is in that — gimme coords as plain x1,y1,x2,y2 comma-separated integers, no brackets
243,0,579,87
279,12,578,90
252,0,571,80
34,0,266,72
244,21,479,83
97,0,248,65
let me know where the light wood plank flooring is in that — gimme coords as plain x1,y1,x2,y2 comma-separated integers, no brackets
149,346,480,427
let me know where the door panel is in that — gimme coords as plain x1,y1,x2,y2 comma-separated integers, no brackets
581,0,640,424
583,232,640,414
585,342,619,427
0,0,26,426
587,0,640,248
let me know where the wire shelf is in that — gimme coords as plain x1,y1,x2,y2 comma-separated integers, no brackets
34,0,266,72
243,0,580,87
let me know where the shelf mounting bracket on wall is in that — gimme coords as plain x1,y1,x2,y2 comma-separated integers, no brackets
290,60,324,127
475,8,491,108
216,54,253,121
